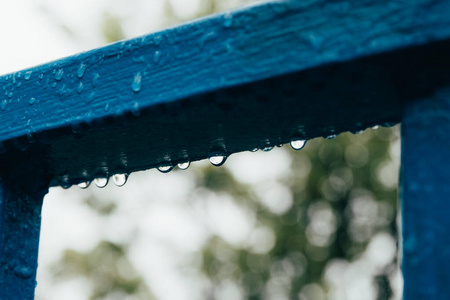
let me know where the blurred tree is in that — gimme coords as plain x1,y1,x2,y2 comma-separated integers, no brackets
53,241,157,300
195,127,399,299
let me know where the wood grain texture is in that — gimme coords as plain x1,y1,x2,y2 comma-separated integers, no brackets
0,0,449,187
402,90,450,299
0,173,48,300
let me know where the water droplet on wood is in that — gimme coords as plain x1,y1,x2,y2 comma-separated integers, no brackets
94,177,108,188
290,139,306,150
112,174,128,187
158,164,174,173
132,72,142,92
209,154,227,166
78,182,90,189
178,162,190,170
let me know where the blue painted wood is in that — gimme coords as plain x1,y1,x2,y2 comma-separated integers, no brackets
0,0,449,188
402,89,450,299
0,174,48,299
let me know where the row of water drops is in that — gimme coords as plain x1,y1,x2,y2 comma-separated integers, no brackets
73,139,307,189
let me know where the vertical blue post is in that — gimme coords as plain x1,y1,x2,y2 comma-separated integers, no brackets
402,91,450,299
0,175,47,299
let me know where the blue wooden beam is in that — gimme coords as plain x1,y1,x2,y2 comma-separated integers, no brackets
402,89,450,299
0,0,449,187
0,165,49,299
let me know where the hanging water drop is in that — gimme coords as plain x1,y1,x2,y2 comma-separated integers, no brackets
158,164,174,173
178,161,190,170
77,63,88,78
61,178,71,189
326,134,337,140
24,71,32,80
263,146,273,152
78,181,90,189
113,174,128,187
290,139,306,150
55,69,64,81
94,177,108,188
132,72,142,92
209,154,227,166
251,148,258,152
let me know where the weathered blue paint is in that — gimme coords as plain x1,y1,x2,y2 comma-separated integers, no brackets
0,0,449,188
0,0,447,298
0,175,48,299
402,90,450,299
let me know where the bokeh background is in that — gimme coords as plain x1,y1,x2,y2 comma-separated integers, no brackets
0,1,402,299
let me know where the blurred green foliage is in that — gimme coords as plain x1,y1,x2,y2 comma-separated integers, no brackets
54,241,156,300
195,127,399,299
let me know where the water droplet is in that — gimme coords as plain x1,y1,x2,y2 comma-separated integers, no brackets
94,177,108,188
209,154,227,166
154,35,163,46
51,82,57,88
24,71,32,80
104,103,109,111
251,148,258,152
223,13,233,28
263,146,273,152
326,134,337,140
372,125,379,130
153,51,161,63
1,100,7,111
55,69,64,81
178,162,190,170
7,92,13,98
77,64,88,78
112,174,128,186
290,139,307,150
14,266,33,279
131,102,140,117
39,73,44,79
132,72,142,92
61,179,71,189
77,82,84,94
28,98,36,105
157,164,174,173
78,181,90,189
91,73,100,88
